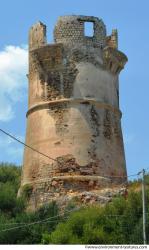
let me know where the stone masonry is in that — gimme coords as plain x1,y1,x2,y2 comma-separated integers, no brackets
19,15,128,210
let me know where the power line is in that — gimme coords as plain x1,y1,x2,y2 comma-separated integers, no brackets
0,128,62,165
0,128,147,180
0,218,57,233
1,211,149,232
0,208,78,233
0,213,147,226
0,216,68,227
0,222,26,226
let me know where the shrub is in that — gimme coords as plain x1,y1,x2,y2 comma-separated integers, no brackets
43,191,149,244
0,183,16,211
0,163,21,192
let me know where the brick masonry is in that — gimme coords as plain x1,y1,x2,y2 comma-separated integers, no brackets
19,15,128,210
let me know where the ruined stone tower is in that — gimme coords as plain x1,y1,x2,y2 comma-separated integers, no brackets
20,15,128,209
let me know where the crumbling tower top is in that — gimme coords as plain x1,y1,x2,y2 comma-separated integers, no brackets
54,15,106,48
29,21,47,50
29,15,119,52
20,15,128,210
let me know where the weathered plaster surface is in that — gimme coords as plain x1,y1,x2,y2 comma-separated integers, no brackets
19,15,128,209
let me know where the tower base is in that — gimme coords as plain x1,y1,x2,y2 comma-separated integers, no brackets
19,175,127,211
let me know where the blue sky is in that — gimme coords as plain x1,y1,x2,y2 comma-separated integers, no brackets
0,0,149,178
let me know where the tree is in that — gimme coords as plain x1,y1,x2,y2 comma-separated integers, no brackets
42,191,149,244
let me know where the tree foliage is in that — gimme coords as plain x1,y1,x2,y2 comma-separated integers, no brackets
0,163,149,244
0,163,60,244
42,191,149,244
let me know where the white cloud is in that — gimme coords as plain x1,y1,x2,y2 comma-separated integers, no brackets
0,45,28,122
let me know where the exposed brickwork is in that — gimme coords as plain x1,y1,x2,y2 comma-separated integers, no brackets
29,22,47,50
19,15,128,210
106,29,118,49
54,15,106,48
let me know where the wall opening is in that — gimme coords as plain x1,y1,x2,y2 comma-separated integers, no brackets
84,22,94,37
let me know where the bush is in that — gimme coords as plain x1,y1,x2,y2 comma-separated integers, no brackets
36,201,59,220
0,183,16,211
0,163,24,214
43,191,149,244
0,163,21,192
0,163,149,244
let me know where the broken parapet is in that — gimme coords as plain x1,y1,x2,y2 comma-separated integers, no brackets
106,29,118,49
19,15,128,210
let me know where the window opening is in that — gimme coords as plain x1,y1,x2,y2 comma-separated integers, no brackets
84,22,94,37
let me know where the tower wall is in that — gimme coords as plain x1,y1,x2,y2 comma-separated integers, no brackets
20,16,128,209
